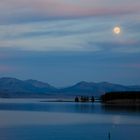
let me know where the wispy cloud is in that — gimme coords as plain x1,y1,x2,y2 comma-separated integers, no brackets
0,0,140,24
92,40,140,53
0,16,140,53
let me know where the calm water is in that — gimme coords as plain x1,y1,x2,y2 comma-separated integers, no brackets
0,99,140,140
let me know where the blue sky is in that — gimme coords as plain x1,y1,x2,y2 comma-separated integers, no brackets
0,0,140,86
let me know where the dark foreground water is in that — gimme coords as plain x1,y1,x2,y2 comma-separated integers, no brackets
0,99,140,140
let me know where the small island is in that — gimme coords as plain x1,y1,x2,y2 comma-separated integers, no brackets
101,91,140,106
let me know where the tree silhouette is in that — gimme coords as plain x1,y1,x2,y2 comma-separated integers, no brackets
75,96,79,102
91,96,95,102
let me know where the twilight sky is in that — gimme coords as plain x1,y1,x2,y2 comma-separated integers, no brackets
0,0,140,86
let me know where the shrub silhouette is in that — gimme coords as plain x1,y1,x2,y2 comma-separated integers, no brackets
74,96,95,102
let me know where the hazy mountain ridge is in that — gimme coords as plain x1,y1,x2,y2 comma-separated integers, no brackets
25,79,57,92
0,77,140,98
58,81,136,97
0,77,57,98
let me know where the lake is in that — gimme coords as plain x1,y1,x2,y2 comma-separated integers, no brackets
0,99,140,140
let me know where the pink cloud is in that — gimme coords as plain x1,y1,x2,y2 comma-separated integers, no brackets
0,0,140,21
0,65,14,73
31,0,140,17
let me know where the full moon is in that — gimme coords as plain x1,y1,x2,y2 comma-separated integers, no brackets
113,26,121,34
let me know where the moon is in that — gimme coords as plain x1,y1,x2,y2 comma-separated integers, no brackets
113,26,121,34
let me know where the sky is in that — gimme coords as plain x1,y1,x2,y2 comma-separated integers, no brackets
0,0,140,87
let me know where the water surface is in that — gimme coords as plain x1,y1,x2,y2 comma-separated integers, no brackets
0,99,139,140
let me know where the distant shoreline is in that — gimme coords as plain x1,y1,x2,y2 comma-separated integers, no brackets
40,99,74,103
0,97,140,106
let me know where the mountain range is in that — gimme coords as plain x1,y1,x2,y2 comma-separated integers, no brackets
0,77,140,98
